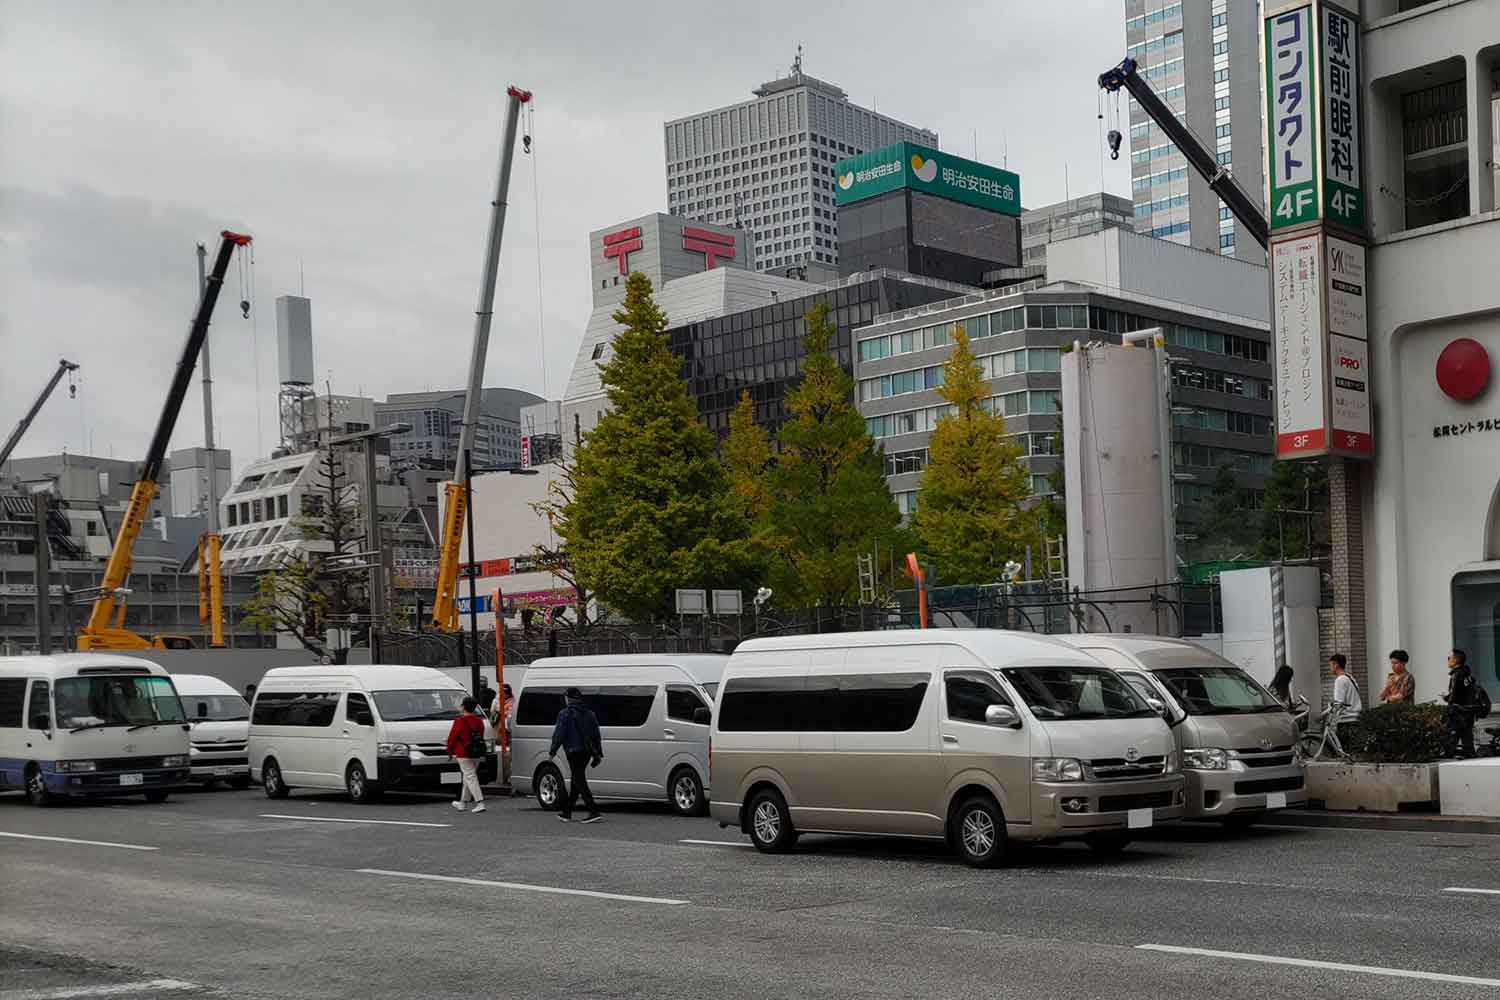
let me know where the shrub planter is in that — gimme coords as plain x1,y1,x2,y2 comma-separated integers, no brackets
1303,761,1440,813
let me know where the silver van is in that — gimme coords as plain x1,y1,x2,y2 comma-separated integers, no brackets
709,631,1185,866
1059,635,1305,828
511,655,726,816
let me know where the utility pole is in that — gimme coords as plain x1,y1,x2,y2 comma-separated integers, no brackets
33,494,51,654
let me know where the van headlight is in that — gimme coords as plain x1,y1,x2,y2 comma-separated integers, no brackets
377,742,410,758
56,760,97,773
1033,757,1085,782
161,755,189,767
1182,748,1228,770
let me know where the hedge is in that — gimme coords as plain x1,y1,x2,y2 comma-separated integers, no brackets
1346,702,1446,763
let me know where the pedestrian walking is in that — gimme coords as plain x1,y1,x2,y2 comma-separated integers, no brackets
1270,664,1295,708
1442,649,1479,759
1329,654,1363,752
446,696,488,813
550,686,603,824
1379,650,1416,704
244,683,256,705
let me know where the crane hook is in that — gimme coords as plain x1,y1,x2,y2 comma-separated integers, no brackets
1106,129,1123,161
522,133,532,154
240,299,251,318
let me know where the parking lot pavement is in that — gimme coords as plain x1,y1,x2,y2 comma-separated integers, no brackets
2,788,1499,999
0,946,212,999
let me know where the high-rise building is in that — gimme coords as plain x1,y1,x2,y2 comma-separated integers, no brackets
1019,193,1136,267
663,50,937,281
375,388,543,471
1123,0,1265,262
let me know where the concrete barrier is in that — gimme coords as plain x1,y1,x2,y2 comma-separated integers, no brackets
1303,761,1440,812
1439,758,1500,818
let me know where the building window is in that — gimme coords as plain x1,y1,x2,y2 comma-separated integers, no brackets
1401,76,1470,228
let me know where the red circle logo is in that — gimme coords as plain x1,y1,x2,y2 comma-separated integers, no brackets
1436,338,1490,401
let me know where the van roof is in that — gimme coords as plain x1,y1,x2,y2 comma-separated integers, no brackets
1057,634,1236,669
0,653,170,679
258,664,463,689
526,654,728,682
732,629,1102,667
169,673,241,696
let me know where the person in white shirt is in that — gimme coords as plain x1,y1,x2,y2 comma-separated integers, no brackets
1328,653,1363,754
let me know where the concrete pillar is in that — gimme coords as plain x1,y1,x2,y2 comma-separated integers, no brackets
1329,458,1369,696
1468,46,1497,215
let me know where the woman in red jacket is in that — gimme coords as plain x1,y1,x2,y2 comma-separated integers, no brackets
446,697,487,814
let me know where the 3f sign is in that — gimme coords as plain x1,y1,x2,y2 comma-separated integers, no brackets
1275,188,1316,222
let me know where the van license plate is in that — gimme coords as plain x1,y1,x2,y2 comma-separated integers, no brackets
1127,807,1152,829
1266,792,1287,810
120,773,143,786
213,767,230,778
441,772,461,784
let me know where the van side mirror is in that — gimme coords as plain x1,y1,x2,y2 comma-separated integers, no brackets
692,707,712,726
30,713,50,732
985,704,1021,729
1146,697,1166,717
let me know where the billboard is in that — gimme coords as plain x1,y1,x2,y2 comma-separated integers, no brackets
834,143,1021,217
1319,5,1363,229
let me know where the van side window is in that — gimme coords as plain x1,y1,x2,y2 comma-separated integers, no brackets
251,691,339,727
0,677,25,728
516,688,567,727
719,674,929,733
666,686,708,723
944,673,1011,724
346,692,373,725
27,680,51,730
836,674,929,732
719,676,805,732
584,686,656,728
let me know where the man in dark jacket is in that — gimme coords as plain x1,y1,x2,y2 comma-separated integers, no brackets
1443,649,1479,758
550,687,603,823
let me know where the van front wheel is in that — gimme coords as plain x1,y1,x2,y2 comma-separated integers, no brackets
346,761,379,804
953,795,1006,868
24,765,51,807
534,763,565,811
262,759,291,799
669,766,706,817
747,788,796,853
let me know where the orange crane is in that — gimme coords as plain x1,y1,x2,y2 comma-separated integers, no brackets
80,231,252,650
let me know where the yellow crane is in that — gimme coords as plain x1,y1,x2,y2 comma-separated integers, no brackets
80,231,252,650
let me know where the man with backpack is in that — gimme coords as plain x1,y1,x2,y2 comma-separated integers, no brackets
550,687,603,824
446,696,489,813
1442,649,1489,759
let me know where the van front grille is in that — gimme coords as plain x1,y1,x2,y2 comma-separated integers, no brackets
1087,756,1165,780
1238,753,1295,769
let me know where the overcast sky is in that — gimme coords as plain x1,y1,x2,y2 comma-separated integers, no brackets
1,0,1131,480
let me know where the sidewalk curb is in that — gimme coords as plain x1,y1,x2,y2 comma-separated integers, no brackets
1269,808,1500,836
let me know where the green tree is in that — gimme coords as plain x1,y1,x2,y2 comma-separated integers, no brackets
1256,458,1329,561
723,389,771,524
762,302,902,606
910,326,1040,585
1188,464,1258,562
241,446,368,663
553,271,751,620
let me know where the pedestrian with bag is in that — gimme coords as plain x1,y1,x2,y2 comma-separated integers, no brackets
1442,649,1483,759
1329,654,1363,754
550,687,603,824
446,696,488,813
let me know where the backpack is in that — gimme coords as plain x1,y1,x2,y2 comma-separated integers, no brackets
463,717,488,758
1474,685,1492,720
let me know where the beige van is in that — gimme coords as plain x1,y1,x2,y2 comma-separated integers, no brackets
709,631,1185,867
1058,635,1305,828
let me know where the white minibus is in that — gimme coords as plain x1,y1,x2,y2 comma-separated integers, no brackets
174,673,252,788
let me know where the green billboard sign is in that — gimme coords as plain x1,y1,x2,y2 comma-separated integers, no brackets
834,142,1021,217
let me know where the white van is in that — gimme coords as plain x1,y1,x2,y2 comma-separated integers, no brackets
709,631,1185,866
248,664,496,803
511,655,726,816
174,673,252,788
0,653,191,806
1057,635,1306,828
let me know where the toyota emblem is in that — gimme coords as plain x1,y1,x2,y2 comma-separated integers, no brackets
1259,737,1273,749
1124,746,1141,762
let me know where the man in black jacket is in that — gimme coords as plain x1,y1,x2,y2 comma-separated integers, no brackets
550,687,603,823
1443,649,1478,759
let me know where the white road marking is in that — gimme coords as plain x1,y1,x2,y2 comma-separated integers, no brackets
679,838,752,849
358,868,689,905
260,813,450,828
1446,886,1500,896
0,979,199,999
0,831,158,852
1136,944,1500,988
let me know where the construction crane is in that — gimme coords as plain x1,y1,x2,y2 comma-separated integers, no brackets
1,359,80,469
79,230,252,650
430,84,533,633
1098,56,1269,250
194,243,226,648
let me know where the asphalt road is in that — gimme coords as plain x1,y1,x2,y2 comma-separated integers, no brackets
1,786,1498,1000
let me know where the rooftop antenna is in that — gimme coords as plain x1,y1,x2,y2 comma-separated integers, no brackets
791,43,803,78
973,128,978,159
299,257,305,296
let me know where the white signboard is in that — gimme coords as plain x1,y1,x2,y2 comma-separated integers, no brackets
1329,334,1372,455
1273,235,1327,457
1326,236,1366,340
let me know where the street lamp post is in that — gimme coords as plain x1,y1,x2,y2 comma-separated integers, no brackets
330,422,411,664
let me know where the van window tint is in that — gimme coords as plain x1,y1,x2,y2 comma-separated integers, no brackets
0,677,26,727
1155,666,1281,715
718,674,929,732
516,688,566,727
251,691,340,727
945,674,1010,723
1118,672,1160,705
666,686,708,722
347,692,373,725
515,686,657,728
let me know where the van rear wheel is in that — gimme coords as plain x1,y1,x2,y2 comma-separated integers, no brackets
746,788,796,853
345,761,379,804
669,766,706,817
953,795,1006,868
262,758,290,799
533,763,565,811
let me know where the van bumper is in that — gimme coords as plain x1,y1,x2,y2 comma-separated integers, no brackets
1025,774,1187,839
1183,764,1306,818
376,753,498,791
44,764,191,797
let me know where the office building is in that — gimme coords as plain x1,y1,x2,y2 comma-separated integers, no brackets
833,143,1023,285
856,227,1273,524
1020,193,1136,267
375,387,543,471
1124,0,1265,260
664,51,937,280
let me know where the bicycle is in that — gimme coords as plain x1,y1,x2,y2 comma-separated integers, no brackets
1293,698,1352,762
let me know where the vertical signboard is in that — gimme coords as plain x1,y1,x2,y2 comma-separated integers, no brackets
1272,235,1326,456
1319,5,1363,229
1326,236,1371,456
520,435,531,469
1265,5,1318,231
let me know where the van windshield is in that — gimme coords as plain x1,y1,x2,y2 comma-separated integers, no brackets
55,675,186,731
372,688,466,722
1154,666,1283,715
1000,666,1156,720
188,694,250,722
